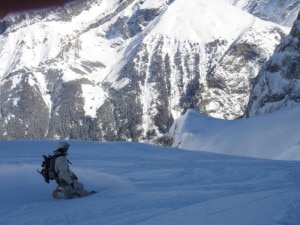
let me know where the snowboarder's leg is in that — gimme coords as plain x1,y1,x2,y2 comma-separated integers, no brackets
72,180,90,197
57,179,95,199
56,179,74,199
62,184,74,199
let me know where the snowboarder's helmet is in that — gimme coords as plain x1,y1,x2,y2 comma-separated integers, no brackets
58,141,69,150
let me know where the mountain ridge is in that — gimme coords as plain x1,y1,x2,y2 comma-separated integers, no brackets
246,11,300,117
0,0,298,143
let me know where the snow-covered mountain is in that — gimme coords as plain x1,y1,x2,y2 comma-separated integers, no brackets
226,0,299,26
0,0,297,143
246,11,300,117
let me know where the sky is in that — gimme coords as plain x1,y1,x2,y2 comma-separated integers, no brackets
1,106,300,225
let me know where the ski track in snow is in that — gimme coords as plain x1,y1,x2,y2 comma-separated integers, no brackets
0,140,300,225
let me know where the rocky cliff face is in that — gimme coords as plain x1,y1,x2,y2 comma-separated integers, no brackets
0,0,295,143
246,11,300,117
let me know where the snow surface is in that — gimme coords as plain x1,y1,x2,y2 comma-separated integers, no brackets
1,106,300,225
171,105,300,161
225,0,300,27
150,0,254,43
81,84,107,118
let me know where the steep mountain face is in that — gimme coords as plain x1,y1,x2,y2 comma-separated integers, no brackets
226,0,299,26
0,0,294,143
246,11,300,117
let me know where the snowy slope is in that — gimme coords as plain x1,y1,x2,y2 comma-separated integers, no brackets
170,106,300,161
226,0,300,26
149,0,254,43
1,105,300,225
1,140,300,225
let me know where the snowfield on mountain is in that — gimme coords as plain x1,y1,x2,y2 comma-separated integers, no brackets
1,106,300,225
0,0,298,142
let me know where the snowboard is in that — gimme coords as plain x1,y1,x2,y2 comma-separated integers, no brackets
52,188,97,199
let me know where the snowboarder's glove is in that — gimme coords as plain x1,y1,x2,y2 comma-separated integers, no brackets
71,173,78,180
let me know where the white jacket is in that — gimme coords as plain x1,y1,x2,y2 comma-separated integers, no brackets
54,155,74,184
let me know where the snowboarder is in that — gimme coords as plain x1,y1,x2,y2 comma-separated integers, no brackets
53,141,94,199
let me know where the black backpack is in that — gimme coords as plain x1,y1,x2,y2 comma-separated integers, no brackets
37,154,61,183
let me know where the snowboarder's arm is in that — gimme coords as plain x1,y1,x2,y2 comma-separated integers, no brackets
55,156,74,184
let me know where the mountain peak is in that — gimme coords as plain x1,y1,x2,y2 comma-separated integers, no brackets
150,0,254,43
0,0,295,142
